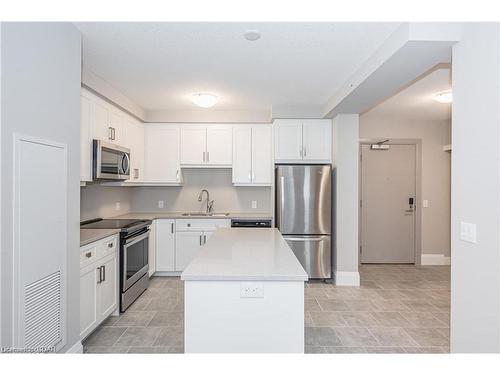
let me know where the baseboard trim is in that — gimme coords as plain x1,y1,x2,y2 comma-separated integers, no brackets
421,254,450,265
334,271,360,286
66,340,83,354
153,271,182,277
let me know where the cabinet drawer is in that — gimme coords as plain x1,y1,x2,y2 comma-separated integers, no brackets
97,235,118,259
80,245,98,268
176,219,230,231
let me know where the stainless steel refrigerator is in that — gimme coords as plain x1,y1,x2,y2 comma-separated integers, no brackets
275,164,332,279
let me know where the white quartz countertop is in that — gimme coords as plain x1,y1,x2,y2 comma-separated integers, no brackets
181,228,308,281
111,212,273,220
80,228,121,247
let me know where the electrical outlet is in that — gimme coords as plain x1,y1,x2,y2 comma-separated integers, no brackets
158,200,164,209
460,221,477,243
240,282,264,298
115,202,120,211
251,200,257,209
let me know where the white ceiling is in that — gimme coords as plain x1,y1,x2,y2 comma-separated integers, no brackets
75,22,401,116
363,67,452,121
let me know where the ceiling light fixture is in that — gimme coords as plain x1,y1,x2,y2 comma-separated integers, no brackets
192,93,218,108
433,90,452,104
244,30,261,41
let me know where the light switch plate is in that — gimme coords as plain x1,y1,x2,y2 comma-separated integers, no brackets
240,282,264,298
115,202,121,211
423,200,429,208
460,221,477,243
251,200,257,209
158,200,164,209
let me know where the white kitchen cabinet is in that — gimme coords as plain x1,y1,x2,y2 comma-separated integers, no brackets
274,119,332,163
232,125,272,185
126,119,145,182
206,126,233,165
79,234,119,340
80,91,92,182
109,109,127,146
174,218,230,271
92,97,111,142
274,120,303,160
302,120,332,161
98,253,118,320
144,124,181,184
156,219,176,272
180,125,232,167
148,220,156,277
80,263,99,340
175,231,205,271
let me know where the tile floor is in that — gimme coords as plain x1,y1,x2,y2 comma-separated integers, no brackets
83,264,450,354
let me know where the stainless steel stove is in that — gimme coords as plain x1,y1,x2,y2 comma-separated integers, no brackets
81,218,152,312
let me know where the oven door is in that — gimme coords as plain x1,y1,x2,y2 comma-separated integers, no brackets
93,140,130,180
122,230,149,291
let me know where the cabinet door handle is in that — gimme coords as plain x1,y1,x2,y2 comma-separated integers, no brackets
299,148,303,158
204,234,207,244
176,169,179,181
97,267,102,284
102,265,106,282
85,252,92,258
199,235,202,246
207,151,209,163
304,147,307,157
108,127,113,140
171,222,174,234
202,151,205,162
248,171,252,181
112,127,116,140
252,171,255,180
108,242,113,248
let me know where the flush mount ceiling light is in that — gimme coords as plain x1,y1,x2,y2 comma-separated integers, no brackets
244,30,261,41
433,90,452,104
192,93,218,108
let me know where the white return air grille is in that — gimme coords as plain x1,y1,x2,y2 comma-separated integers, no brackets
24,271,62,349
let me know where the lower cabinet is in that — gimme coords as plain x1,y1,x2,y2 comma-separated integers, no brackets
80,234,119,340
175,231,205,271
153,218,231,273
155,219,176,272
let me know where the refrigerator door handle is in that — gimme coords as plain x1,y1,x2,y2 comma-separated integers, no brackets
285,237,325,241
279,176,285,229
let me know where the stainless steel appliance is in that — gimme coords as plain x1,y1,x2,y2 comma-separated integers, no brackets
231,219,272,228
80,218,152,311
92,140,130,181
275,164,332,279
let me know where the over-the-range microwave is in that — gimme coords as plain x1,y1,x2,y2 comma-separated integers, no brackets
92,140,131,181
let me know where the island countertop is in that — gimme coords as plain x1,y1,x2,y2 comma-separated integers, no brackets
181,228,308,282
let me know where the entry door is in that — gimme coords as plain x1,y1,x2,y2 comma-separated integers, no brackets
360,144,416,263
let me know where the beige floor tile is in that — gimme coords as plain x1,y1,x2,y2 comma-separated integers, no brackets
114,311,156,327
317,298,351,312
369,327,418,346
403,328,449,347
305,327,342,347
370,312,413,328
305,298,322,312
84,346,130,353
83,326,127,347
324,346,366,353
305,346,326,353
341,311,379,327
364,346,405,353
402,346,448,353
153,326,184,347
148,311,184,327
114,327,161,347
401,312,448,328
310,311,347,327
345,299,378,311
333,327,379,347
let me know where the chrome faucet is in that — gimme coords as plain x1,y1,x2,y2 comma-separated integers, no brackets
197,189,214,214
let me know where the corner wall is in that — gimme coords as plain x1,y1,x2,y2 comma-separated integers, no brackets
451,23,500,352
1,23,81,352
332,114,360,286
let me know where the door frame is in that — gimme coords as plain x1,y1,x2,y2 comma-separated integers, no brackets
358,138,423,265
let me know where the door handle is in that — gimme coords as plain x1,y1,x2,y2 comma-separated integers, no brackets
285,237,324,242
203,151,206,162
171,222,174,234
304,147,307,157
207,151,209,163
102,265,106,282
204,234,207,244
199,235,202,246
97,267,102,284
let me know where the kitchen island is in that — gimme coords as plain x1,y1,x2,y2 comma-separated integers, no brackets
181,228,308,353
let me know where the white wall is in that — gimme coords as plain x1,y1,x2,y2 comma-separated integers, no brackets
131,169,272,213
1,23,81,352
451,23,500,353
359,115,451,258
80,185,134,221
332,114,360,286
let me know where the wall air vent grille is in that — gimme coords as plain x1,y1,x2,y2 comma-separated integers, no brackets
24,271,62,350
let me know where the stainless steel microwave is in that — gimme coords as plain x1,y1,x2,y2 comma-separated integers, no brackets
92,140,130,181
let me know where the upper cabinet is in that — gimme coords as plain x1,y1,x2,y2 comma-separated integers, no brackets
144,124,182,184
180,125,232,167
232,124,272,186
80,91,93,182
274,119,332,163
125,118,145,182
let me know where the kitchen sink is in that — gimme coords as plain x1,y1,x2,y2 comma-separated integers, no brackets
181,212,230,217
